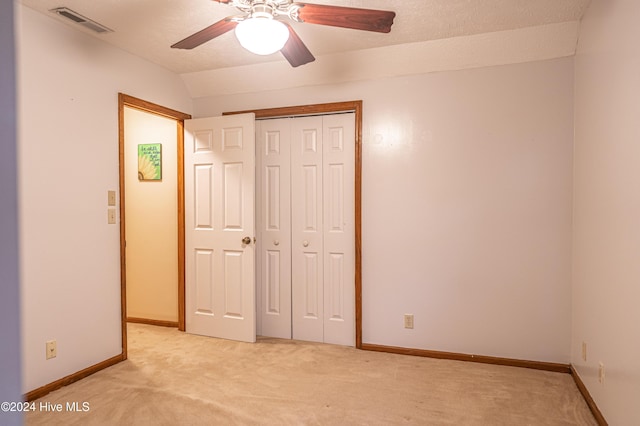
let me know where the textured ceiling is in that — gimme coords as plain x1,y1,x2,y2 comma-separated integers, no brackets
18,0,591,74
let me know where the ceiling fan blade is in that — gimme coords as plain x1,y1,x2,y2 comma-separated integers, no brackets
171,18,238,49
280,23,315,68
295,3,396,33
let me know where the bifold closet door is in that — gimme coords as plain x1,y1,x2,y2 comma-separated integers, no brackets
291,113,355,345
257,113,355,346
320,113,355,346
256,118,292,339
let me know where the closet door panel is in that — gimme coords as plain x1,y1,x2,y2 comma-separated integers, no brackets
257,119,292,339
291,116,324,343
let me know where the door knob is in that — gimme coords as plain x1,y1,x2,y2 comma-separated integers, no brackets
274,240,280,246
242,236,252,245
303,240,309,247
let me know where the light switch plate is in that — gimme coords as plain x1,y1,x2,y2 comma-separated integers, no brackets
108,209,116,224
108,190,116,206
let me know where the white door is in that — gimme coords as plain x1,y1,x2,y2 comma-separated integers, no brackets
320,113,355,346
291,116,325,342
184,113,256,343
256,118,292,339
257,113,355,346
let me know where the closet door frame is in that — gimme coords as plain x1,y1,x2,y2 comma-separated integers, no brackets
224,101,363,348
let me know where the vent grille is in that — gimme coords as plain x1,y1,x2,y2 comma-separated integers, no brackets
50,7,113,34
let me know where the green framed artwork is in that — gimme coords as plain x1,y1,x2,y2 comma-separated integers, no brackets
138,143,162,180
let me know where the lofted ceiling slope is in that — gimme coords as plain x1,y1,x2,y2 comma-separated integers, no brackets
19,0,591,76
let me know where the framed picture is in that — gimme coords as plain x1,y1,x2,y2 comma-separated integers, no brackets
138,143,162,180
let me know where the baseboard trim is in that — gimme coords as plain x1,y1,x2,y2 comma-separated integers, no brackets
126,317,179,328
361,343,571,374
570,366,608,425
24,354,124,401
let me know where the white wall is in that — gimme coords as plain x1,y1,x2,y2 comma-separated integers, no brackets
125,107,179,322
17,4,191,392
573,1,640,424
182,22,580,98
194,57,574,363
0,1,22,424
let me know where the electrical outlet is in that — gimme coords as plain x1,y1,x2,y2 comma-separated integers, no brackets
107,190,116,206
404,314,414,329
108,208,116,224
598,362,605,384
46,340,57,360
582,342,587,362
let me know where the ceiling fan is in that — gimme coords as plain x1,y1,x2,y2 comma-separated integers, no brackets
171,0,396,67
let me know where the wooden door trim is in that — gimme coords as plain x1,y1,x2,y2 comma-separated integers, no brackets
118,94,191,359
224,101,364,348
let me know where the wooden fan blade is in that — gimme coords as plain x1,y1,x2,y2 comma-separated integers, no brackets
171,18,238,49
280,23,315,68
295,3,395,33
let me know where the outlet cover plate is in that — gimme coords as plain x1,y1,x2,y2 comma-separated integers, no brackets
46,340,57,360
404,314,414,329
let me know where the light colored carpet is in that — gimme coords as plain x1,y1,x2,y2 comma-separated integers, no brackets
26,324,597,425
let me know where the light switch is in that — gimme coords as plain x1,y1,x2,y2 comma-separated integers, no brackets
108,209,116,224
108,190,116,206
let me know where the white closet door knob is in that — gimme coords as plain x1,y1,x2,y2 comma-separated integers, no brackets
303,241,309,247
274,240,280,246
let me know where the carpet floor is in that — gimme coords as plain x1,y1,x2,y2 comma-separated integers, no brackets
26,324,597,425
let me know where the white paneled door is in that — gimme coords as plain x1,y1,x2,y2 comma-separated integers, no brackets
291,115,325,342
320,114,355,346
184,113,256,343
257,113,355,346
256,118,292,339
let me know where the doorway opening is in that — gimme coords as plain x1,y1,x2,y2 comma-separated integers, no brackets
118,94,191,358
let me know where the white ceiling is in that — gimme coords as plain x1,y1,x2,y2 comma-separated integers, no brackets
19,0,591,75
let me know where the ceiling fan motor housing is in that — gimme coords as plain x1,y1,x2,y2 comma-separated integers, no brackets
230,0,295,18
250,4,276,19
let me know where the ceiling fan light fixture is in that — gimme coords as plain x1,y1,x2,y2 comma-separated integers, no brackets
235,16,290,56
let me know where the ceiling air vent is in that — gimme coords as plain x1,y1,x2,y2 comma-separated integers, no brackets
50,7,113,34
